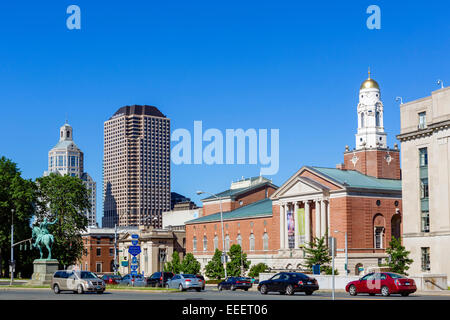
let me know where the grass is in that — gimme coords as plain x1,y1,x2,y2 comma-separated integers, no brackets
0,284,49,289
105,285,177,291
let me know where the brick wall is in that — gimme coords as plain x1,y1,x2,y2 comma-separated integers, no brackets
343,149,401,180
79,235,115,273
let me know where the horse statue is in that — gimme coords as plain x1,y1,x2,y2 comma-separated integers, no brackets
32,217,58,260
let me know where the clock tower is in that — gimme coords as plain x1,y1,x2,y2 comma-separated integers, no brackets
340,70,401,180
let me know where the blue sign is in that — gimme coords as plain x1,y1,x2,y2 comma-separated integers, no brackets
312,264,321,275
131,265,138,271
131,234,139,239
131,257,138,264
131,271,138,276
128,245,141,256
121,261,128,267
131,240,139,246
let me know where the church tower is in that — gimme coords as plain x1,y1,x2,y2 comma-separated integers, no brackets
341,70,401,180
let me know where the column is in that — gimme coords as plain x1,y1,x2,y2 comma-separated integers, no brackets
321,199,327,238
284,203,289,249
279,203,284,250
326,200,331,237
305,201,311,245
294,201,299,249
315,200,321,238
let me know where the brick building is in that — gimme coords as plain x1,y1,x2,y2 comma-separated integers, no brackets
185,73,403,276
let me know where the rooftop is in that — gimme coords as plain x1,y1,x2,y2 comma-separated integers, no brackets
202,176,276,201
186,198,272,224
110,105,167,120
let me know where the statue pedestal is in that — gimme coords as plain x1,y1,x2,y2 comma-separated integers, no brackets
28,259,59,286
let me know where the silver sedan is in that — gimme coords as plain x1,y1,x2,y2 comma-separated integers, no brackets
166,274,202,292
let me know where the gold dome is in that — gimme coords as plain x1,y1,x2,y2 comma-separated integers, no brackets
360,68,379,90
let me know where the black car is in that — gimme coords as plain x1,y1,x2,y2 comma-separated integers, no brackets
218,277,252,291
196,274,206,290
146,272,174,287
257,272,319,295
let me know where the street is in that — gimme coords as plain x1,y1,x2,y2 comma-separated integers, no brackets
1,287,450,300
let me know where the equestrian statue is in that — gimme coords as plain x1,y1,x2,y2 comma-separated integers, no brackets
32,217,58,260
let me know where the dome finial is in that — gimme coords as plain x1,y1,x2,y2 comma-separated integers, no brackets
368,67,371,79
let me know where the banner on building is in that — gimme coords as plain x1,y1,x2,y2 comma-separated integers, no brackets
287,209,295,249
297,208,305,246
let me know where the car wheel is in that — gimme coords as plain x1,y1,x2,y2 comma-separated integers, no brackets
305,290,313,296
285,285,295,296
401,292,410,297
260,284,268,295
381,286,390,297
179,284,185,292
244,288,249,291
77,284,84,294
218,285,223,291
349,285,357,296
97,290,104,294
369,293,375,296
196,288,201,292
53,284,60,294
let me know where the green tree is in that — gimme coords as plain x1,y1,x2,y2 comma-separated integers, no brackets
248,263,269,278
0,157,36,278
226,244,251,277
385,236,413,275
303,237,331,273
204,249,225,280
180,253,201,274
164,251,182,274
35,173,90,268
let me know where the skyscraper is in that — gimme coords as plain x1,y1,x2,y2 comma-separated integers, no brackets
44,122,97,226
102,105,171,228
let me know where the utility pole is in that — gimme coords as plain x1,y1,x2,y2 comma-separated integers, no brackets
10,209,14,286
331,237,335,301
114,224,118,275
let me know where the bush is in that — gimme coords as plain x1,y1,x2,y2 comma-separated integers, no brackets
205,279,223,284
248,263,269,278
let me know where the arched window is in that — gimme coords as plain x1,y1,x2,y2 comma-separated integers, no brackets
263,233,269,251
225,235,230,251
376,111,380,127
361,112,365,128
203,236,207,251
236,234,242,247
193,236,197,252
67,130,70,138
214,235,218,250
249,233,255,251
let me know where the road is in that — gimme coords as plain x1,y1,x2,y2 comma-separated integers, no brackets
1,287,449,300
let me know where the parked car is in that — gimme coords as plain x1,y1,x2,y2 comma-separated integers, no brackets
146,272,174,287
52,270,105,294
119,274,146,287
218,277,252,291
257,272,319,295
196,274,206,290
101,274,122,285
346,272,417,297
166,274,202,292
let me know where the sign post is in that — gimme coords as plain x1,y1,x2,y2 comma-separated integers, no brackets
128,234,141,283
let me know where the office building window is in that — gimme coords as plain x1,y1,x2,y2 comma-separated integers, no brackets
374,227,384,249
109,248,113,256
421,211,430,233
418,112,427,129
225,235,230,251
96,248,101,256
236,234,242,247
421,247,430,271
203,236,207,252
419,148,428,167
96,262,102,273
420,178,429,199
214,236,219,250
193,236,197,252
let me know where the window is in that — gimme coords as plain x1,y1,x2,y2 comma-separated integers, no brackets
193,236,197,252
263,233,269,251
421,211,430,232
203,236,207,251
225,235,230,251
418,112,427,129
421,247,430,271
236,234,242,247
376,111,380,127
374,227,384,249
419,148,428,167
420,178,429,198
109,248,113,256
96,248,101,256
96,263,102,273
249,234,255,251
360,113,365,128
214,236,218,250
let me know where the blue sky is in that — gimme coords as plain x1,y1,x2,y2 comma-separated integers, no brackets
1,1,449,226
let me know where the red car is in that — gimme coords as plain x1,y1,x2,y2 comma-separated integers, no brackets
346,272,416,297
101,274,122,285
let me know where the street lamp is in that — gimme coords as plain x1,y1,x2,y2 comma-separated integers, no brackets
10,209,14,286
197,190,227,279
334,230,348,275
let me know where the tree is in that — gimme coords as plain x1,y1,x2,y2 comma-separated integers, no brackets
35,173,90,268
385,236,413,275
248,263,269,278
180,253,201,275
164,251,182,274
226,244,251,277
303,237,331,273
204,249,225,280
0,157,36,278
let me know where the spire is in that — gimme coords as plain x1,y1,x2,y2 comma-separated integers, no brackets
368,67,371,80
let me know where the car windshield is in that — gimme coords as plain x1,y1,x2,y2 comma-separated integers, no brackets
79,271,98,279
387,273,406,279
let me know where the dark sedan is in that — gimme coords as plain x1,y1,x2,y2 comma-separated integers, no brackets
146,272,174,287
218,277,252,291
257,272,319,295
